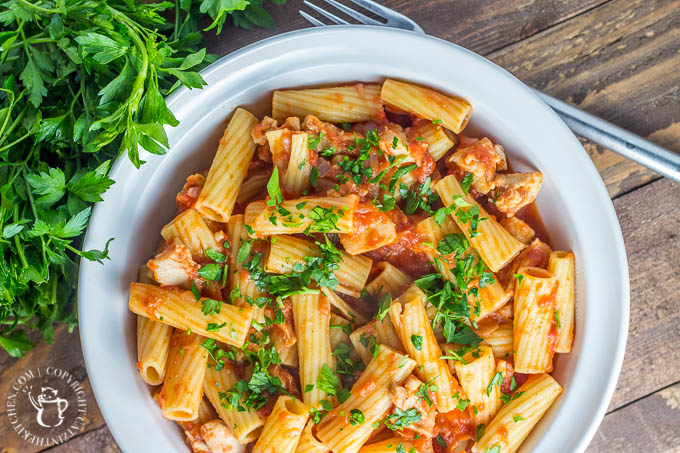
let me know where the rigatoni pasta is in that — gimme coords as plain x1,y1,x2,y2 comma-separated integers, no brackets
273,84,382,123
194,108,259,222
130,80,575,453
160,331,209,421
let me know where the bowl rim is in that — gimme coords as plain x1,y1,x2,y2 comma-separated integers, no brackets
79,25,629,453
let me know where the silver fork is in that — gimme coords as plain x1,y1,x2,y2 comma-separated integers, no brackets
300,0,680,183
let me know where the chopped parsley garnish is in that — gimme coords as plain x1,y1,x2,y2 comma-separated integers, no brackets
485,446,501,453
476,424,486,441
432,119,442,124
191,281,201,301
201,299,222,316
486,372,503,396
341,122,351,131
403,178,440,215
304,384,315,393
461,172,474,195
452,391,470,411
198,263,222,281
384,407,421,431
554,310,561,329
316,364,341,395
416,377,439,407
219,347,284,411
436,435,447,447
309,167,320,187
237,240,253,264
410,335,423,351
513,415,525,422
413,273,484,346
308,132,324,149
437,233,468,256
349,409,365,425
307,206,345,233
206,248,228,263
333,342,365,389
513,273,524,285
206,322,226,332
266,167,284,207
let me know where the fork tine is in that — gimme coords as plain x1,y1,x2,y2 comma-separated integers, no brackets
346,0,425,33
299,10,326,27
303,0,350,25
344,0,391,18
318,0,383,25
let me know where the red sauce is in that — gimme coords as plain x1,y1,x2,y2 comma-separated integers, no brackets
433,408,475,449
365,220,432,277
516,202,551,245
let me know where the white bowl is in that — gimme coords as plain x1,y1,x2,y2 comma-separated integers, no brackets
79,26,629,453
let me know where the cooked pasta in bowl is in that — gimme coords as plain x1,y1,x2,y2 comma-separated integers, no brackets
79,26,629,453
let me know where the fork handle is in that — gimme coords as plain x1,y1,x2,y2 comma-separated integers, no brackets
534,90,680,183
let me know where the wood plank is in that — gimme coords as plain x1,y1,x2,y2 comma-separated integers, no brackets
205,0,608,57
0,324,107,453
490,0,680,197
41,425,121,453
587,383,680,453
606,177,680,411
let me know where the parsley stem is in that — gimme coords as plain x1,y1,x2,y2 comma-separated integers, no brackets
12,204,29,269
17,0,62,14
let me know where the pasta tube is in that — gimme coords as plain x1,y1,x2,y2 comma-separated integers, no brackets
204,361,266,443
296,420,330,453
161,208,219,262
548,251,575,353
194,108,259,222
381,79,472,134
513,267,559,373
389,285,460,413
136,316,172,385
315,346,416,453
252,395,309,453
283,132,311,197
434,175,525,272
273,84,382,123
160,331,209,421
267,235,372,299
363,261,412,299
245,195,358,236
129,283,253,347
292,292,335,406
474,374,562,453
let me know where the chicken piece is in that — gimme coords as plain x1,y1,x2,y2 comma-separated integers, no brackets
251,116,279,145
378,123,410,159
176,173,206,213
147,239,199,289
303,115,356,155
388,375,438,445
447,138,506,193
270,364,302,400
491,171,543,215
500,215,535,244
199,420,245,453
339,202,398,255
268,297,296,347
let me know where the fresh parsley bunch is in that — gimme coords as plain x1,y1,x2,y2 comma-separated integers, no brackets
0,0,285,357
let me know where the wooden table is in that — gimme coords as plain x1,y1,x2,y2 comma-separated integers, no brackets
1,1,678,451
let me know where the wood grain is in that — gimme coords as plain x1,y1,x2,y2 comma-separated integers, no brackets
42,426,121,453
0,1,677,452
491,0,680,197
205,0,608,57
587,383,680,453
0,325,106,453
605,177,680,411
